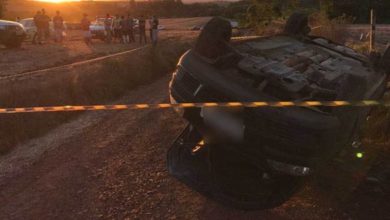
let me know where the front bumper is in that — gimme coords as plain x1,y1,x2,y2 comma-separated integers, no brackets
90,30,105,38
168,125,303,210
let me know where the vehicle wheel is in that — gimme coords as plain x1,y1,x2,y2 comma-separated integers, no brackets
5,39,23,48
284,12,310,36
209,144,303,210
195,17,232,59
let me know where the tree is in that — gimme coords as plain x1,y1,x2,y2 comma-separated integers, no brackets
0,0,7,19
246,0,300,28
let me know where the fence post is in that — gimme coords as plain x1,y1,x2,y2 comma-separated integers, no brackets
370,9,376,53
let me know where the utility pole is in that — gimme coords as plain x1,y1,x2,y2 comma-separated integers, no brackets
370,8,376,53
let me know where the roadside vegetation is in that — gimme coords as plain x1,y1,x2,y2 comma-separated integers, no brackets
4,0,246,22
0,39,191,154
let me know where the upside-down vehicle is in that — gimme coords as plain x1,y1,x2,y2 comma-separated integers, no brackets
168,14,390,209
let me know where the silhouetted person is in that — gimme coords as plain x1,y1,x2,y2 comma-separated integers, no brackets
128,15,135,43
113,15,122,43
104,14,113,43
41,9,51,41
138,15,147,44
120,15,129,44
81,13,91,45
33,11,43,44
53,11,64,43
150,15,159,47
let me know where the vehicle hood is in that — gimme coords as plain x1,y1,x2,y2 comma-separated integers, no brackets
0,19,24,28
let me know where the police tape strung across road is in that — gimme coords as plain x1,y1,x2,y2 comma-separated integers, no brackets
0,45,150,81
0,100,387,114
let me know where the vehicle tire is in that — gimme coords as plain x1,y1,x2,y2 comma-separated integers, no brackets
4,39,23,48
195,17,232,59
284,12,310,35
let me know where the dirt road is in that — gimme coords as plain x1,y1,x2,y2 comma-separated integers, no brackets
0,16,208,77
1,76,389,220
0,30,199,78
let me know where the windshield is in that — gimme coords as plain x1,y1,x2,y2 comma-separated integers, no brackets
93,18,111,25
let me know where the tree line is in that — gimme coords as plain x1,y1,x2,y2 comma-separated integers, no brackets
330,0,390,23
125,0,250,19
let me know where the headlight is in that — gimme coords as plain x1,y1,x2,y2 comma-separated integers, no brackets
170,95,185,116
6,25,25,35
15,26,25,35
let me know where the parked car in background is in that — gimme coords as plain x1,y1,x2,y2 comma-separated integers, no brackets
90,17,111,41
90,17,139,41
0,19,26,48
19,18,67,41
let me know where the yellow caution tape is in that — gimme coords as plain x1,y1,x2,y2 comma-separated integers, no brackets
0,100,386,114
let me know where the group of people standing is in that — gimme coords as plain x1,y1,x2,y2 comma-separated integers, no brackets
31,10,159,47
33,9,65,44
81,13,159,46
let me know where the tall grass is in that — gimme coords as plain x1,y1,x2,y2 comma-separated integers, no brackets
309,12,355,44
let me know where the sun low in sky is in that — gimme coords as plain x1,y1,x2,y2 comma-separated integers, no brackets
36,0,80,3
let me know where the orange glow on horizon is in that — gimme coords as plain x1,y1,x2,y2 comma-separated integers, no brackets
35,0,80,3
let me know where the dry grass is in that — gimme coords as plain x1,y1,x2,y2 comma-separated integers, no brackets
309,12,355,44
0,39,192,154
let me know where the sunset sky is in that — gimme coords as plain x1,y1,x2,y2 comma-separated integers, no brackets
34,0,230,3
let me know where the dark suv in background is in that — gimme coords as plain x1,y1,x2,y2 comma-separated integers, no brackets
0,19,26,48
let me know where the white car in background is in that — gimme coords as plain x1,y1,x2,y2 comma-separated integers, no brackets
90,17,140,41
90,18,111,41
0,19,26,48
19,18,66,41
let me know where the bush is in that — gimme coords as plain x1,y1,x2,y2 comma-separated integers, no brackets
310,12,355,44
